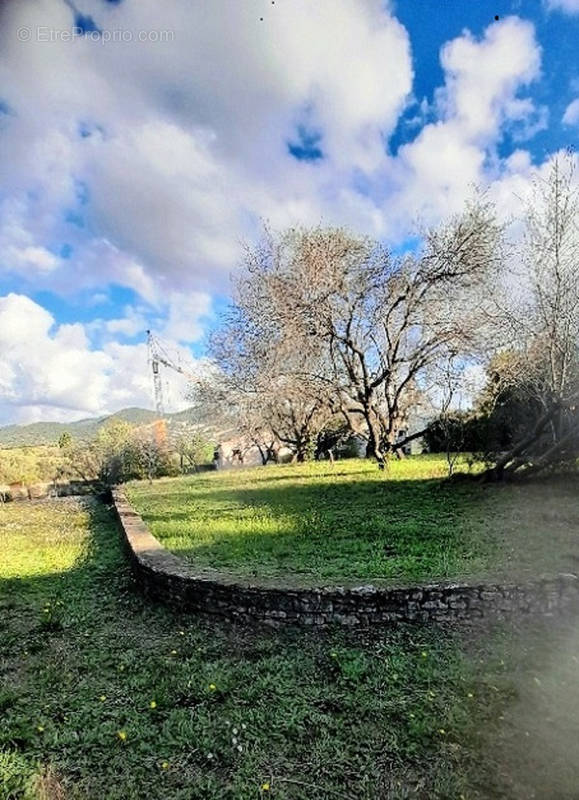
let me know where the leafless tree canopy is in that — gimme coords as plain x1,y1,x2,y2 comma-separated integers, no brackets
191,155,577,477
197,196,502,467
482,154,579,478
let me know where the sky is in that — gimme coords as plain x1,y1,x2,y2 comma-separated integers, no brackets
0,0,578,425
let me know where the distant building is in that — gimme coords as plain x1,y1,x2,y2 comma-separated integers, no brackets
214,437,263,469
395,411,431,455
213,433,293,470
213,409,431,469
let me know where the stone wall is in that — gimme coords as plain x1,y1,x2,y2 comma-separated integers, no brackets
0,480,99,502
112,489,579,626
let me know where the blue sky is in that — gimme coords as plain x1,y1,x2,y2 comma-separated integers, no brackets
0,0,577,424
392,0,577,159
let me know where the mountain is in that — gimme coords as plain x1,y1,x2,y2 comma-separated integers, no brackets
0,407,197,448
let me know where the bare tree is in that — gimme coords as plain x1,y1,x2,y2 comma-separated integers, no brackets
198,272,335,462
482,153,579,479
229,201,502,468
190,373,277,464
261,380,333,462
429,356,466,477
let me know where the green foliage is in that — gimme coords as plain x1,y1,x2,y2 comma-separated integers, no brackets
174,430,215,471
58,432,72,450
2,496,579,797
426,356,552,462
0,420,210,487
0,750,38,800
58,421,177,487
424,411,485,454
0,445,65,486
475,366,546,459
127,456,579,586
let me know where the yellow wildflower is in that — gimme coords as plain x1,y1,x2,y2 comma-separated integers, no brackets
438,728,446,735
117,730,127,742
261,782,271,791
150,700,157,709
161,761,169,770
421,651,428,658
37,725,44,732
99,695,106,702
208,683,217,692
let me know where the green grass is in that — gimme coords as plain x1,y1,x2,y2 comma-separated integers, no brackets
2,498,579,798
126,456,579,586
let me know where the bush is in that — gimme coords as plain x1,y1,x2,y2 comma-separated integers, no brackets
60,420,177,487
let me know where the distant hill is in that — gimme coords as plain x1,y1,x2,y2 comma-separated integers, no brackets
0,407,198,448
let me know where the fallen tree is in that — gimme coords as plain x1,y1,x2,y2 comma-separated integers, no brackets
480,154,579,480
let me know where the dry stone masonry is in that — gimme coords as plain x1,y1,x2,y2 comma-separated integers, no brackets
0,480,99,502
112,489,579,627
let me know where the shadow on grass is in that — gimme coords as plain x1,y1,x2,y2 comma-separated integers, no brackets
0,497,121,605
134,477,495,585
3,497,579,799
134,474,579,587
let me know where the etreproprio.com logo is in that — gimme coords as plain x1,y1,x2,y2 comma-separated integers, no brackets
17,26,175,43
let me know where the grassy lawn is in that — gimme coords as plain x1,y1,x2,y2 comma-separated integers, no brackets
2,498,579,799
126,456,579,586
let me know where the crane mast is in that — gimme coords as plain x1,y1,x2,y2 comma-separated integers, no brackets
146,330,193,419
147,330,165,418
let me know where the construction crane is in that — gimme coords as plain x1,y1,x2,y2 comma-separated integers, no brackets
146,330,193,418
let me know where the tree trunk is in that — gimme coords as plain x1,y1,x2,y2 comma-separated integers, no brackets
481,404,559,481
293,442,309,463
366,422,387,469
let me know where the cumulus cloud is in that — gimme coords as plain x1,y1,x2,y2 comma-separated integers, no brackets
163,291,213,344
0,0,413,298
0,3,547,284
0,2,565,423
0,293,196,424
104,306,147,338
379,17,543,231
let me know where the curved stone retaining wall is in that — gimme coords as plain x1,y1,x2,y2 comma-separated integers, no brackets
112,489,579,626
1,480,99,502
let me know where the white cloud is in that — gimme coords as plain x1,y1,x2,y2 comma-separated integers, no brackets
377,17,543,233
437,18,541,142
105,306,147,338
12,246,60,273
0,4,548,292
546,0,579,13
0,3,566,423
163,291,212,344
0,0,413,298
563,98,579,126
0,293,197,424
86,291,212,344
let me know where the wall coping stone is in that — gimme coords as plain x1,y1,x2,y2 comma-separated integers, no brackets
112,488,579,626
